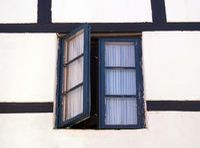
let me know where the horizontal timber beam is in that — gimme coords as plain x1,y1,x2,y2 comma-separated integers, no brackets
1,101,200,113
0,23,200,33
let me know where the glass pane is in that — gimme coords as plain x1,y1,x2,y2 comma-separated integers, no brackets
64,30,84,63
63,86,83,121
105,69,136,95
105,42,135,67
105,97,137,125
64,57,83,91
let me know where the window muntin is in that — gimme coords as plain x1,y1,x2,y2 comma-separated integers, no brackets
99,39,143,129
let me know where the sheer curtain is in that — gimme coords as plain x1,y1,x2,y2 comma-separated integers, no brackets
105,42,135,67
105,69,136,95
105,42,137,125
63,86,83,120
105,97,137,125
62,30,84,121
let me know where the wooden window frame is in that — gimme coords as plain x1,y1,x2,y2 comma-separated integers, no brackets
56,24,91,128
99,38,145,129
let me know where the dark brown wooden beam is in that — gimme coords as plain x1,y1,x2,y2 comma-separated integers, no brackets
1,101,200,113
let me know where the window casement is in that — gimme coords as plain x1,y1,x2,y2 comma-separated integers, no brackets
99,38,144,129
56,24,90,128
56,24,144,129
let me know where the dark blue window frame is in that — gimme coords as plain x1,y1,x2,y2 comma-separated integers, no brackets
99,38,145,129
56,24,91,128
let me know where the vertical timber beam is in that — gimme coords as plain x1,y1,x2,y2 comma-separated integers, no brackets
38,0,52,24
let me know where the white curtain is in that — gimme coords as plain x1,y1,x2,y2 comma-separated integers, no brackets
63,86,83,120
66,57,83,90
105,42,137,125
106,69,136,95
105,97,137,125
62,30,84,121
65,31,84,62
105,42,135,67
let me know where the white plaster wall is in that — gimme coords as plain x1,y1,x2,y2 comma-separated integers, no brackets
0,34,57,102
165,0,200,22
0,0,37,23
143,31,200,100
0,112,199,148
52,0,152,22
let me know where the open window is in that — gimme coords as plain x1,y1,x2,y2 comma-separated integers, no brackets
56,24,91,128
56,24,144,129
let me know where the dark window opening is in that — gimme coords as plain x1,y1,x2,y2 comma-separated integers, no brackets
71,37,99,129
